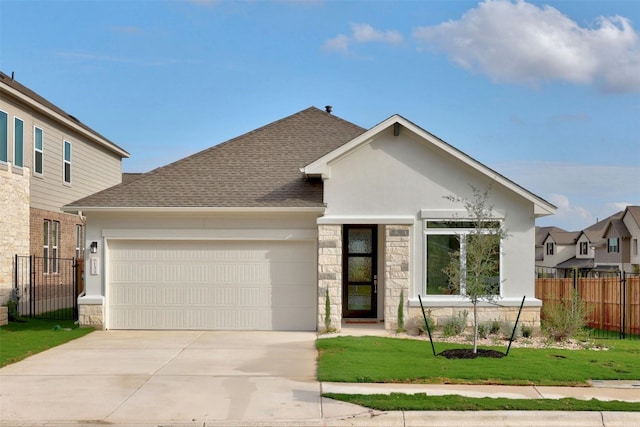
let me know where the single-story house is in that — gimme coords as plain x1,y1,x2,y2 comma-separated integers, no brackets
65,107,556,331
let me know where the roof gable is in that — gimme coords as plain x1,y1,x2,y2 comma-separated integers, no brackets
67,107,365,210
304,114,555,217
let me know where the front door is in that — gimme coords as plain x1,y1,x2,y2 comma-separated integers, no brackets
343,225,378,318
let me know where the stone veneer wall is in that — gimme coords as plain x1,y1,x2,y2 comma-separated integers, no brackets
0,166,30,305
317,224,342,332
384,225,410,331
407,305,541,329
79,304,104,329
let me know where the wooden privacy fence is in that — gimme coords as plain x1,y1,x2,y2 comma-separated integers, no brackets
535,273,640,338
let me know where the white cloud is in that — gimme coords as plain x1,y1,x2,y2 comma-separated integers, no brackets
413,0,640,93
323,23,403,55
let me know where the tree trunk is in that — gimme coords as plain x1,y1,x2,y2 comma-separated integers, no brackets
473,302,478,354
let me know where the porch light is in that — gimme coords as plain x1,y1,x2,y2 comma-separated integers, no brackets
90,241,98,254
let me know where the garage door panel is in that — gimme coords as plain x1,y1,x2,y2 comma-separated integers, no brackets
108,240,317,330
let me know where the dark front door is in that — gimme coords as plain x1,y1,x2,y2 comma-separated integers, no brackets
343,225,378,318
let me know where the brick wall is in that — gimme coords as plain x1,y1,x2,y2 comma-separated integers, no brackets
0,166,30,305
30,207,84,261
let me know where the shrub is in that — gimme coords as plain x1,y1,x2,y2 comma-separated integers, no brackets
477,322,491,339
500,321,521,340
521,324,533,338
490,320,501,335
542,290,588,342
396,290,405,333
442,310,468,337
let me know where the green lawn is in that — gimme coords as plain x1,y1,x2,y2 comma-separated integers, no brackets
316,336,640,386
324,393,640,412
0,318,93,367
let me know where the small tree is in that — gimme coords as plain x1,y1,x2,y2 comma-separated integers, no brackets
443,186,508,353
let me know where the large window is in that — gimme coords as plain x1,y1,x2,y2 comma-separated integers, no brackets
34,126,43,175
608,238,619,254
425,221,501,296
0,110,7,163
14,117,24,167
63,140,72,183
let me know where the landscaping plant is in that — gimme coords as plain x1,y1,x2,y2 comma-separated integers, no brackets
443,186,508,353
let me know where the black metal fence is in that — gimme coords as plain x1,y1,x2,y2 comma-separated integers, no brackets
535,267,640,339
13,255,78,320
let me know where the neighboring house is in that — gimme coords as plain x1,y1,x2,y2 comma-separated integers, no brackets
65,107,556,332
537,228,579,272
594,206,640,273
0,71,129,305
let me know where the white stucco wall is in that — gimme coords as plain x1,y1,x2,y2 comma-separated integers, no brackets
321,127,539,308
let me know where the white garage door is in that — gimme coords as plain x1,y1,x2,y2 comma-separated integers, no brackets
108,240,316,330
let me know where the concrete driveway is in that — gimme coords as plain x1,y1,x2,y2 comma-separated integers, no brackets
0,330,344,425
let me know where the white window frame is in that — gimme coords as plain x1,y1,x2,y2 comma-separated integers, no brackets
579,241,588,256
76,224,84,259
608,237,619,254
546,242,554,256
0,109,7,164
51,221,59,273
63,140,72,184
423,220,503,297
14,116,24,168
43,220,50,274
34,126,44,176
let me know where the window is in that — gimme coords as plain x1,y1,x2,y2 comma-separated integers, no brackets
0,110,7,163
634,239,639,257
43,220,50,273
425,221,501,296
580,242,588,255
43,220,59,273
34,127,43,175
608,238,619,254
14,117,24,167
76,224,84,259
546,242,554,255
63,140,71,183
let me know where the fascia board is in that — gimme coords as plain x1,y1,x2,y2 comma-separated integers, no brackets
62,206,326,214
1,84,130,158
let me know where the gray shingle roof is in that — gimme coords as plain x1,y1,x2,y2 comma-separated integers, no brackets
67,107,366,209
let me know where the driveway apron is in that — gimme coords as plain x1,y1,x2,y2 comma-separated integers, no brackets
0,330,321,424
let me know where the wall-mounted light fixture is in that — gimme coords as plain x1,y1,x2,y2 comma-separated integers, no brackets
90,241,98,254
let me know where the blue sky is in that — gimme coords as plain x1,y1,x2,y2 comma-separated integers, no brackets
1,0,638,231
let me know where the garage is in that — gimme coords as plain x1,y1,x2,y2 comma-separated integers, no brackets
107,239,317,331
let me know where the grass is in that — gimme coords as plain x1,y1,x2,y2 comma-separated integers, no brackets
0,318,93,367
324,393,640,412
316,336,640,386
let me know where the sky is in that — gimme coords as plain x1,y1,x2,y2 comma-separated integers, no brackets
1,0,638,231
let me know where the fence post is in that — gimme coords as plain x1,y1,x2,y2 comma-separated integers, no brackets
621,271,626,339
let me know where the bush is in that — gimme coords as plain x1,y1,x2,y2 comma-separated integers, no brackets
442,310,468,337
521,324,533,338
542,290,588,342
500,321,521,340
477,322,491,339
405,311,436,336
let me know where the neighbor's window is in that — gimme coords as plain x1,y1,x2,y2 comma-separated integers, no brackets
424,220,501,296
76,224,84,259
14,117,24,168
546,242,554,255
34,126,43,175
608,238,619,254
580,242,588,255
0,110,7,163
43,220,59,273
634,239,639,257
63,140,71,183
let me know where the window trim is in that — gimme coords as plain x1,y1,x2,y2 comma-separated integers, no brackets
63,140,72,184
14,116,24,168
608,237,620,254
423,219,503,298
579,241,588,256
34,126,44,176
0,109,7,164
546,242,554,256
76,224,84,260
51,221,59,273
43,220,50,274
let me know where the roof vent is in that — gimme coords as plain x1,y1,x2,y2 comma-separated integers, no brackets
325,105,332,114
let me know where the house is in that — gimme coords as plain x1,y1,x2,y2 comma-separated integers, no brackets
65,107,556,332
593,206,640,273
0,71,129,306
536,228,580,273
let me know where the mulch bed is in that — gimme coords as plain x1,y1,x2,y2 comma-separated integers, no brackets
439,348,505,359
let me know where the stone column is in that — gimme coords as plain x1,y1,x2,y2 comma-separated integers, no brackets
317,224,342,332
384,225,410,331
